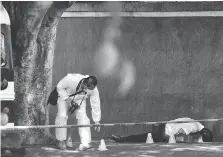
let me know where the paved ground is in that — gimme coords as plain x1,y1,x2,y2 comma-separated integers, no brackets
2,140,223,157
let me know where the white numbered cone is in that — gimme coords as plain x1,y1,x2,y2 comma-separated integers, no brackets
168,135,176,144
146,133,154,143
98,139,108,151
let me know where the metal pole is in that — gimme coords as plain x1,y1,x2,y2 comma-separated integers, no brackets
1,118,223,131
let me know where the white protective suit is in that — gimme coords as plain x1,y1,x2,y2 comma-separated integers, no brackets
55,73,101,146
165,117,204,136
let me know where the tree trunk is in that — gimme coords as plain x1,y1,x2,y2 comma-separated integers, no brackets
12,1,52,145
32,1,74,143
3,1,73,145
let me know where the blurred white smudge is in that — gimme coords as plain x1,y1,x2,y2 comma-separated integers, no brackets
94,41,119,77
94,1,136,97
118,60,136,96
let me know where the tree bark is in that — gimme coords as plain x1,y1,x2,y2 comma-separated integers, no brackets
12,1,52,145
33,1,74,143
3,1,74,144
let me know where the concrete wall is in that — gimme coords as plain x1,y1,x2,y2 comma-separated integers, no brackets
50,16,223,142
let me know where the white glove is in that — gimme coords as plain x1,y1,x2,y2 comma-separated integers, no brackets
94,121,101,132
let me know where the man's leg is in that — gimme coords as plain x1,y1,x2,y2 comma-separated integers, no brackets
111,133,149,143
75,101,92,150
55,98,69,149
66,128,73,148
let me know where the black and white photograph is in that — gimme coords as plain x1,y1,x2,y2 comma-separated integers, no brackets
0,1,223,157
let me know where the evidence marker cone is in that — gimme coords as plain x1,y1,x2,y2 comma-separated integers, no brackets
168,135,176,144
198,136,203,143
97,139,108,151
146,133,154,143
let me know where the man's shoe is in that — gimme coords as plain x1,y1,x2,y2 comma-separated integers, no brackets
78,143,92,151
66,137,73,148
111,134,123,142
56,140,66,150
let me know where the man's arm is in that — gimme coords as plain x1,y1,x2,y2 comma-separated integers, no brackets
90,87,101,123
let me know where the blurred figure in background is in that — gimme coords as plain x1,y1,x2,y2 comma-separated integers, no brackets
1,107,9,126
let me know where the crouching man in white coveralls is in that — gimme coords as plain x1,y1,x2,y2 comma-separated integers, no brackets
55,73,101,150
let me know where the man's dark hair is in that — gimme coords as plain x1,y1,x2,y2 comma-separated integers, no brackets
200,128,213,142
84,75,97,86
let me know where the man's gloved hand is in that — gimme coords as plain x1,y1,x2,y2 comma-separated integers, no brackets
94,121,101,132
